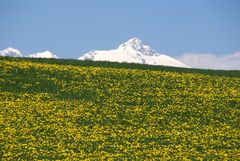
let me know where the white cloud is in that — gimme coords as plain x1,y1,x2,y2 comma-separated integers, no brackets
177,52,240,70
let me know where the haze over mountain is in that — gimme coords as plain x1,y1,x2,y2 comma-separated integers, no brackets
79,38,188,68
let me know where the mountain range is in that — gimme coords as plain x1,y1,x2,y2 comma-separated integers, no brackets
0,47,23,57
79,38,188,68
29,51,58,58
0,48,58,59
0,38,188,68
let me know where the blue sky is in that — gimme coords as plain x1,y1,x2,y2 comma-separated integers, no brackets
1,0,240,60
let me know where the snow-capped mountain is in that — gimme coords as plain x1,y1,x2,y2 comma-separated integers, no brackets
78,38,188,68
0,48,58,59
29,50,58,59
0,47,23,57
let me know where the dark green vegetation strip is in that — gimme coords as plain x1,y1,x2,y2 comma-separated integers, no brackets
1,56,240,77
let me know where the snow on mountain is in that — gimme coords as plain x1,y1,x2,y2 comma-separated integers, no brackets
29,50,58,59
0,48,58,59
78,38,188,68
0,47,23,57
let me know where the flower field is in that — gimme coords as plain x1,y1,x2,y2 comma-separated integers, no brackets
0,57,240,160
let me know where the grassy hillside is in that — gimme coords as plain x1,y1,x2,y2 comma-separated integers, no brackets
0,57,240,160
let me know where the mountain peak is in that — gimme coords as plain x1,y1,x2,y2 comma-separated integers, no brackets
118,37,143,49
117,38,157,57
79,38,189,68
0,47,23,57
4,47,21,53
29,50,58,59
126,37,142,44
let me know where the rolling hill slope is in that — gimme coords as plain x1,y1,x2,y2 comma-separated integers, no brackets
0,56,239,160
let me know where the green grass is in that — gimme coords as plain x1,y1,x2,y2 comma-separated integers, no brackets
0,56,240,160
1,56,240,77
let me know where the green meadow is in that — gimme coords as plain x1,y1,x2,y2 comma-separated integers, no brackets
0,56,239,160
